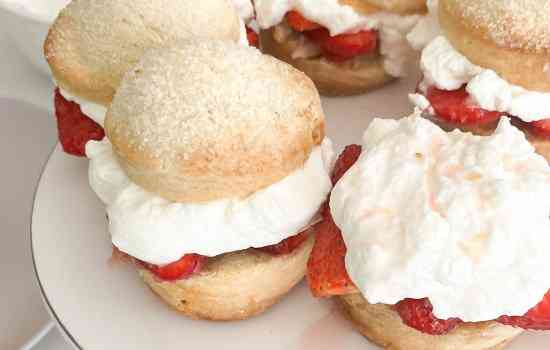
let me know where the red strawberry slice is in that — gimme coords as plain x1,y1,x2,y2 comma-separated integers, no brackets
304,28,378,62
331,144,362,185
246,26,259,48
529,119,550,139
286,11,322,32
257,230,310,255
396,290,550,335
307,145,362,297
395,298,462,335
498,290,550,330
425,86,503,125
54,89,105,157
144,254,207,281
307,209,358,297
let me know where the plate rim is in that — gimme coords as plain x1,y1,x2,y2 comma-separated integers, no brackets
30,143,82,350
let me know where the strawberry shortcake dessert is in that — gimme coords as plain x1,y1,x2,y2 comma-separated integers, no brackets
409,0,550,160
254,0,426,96
87,41,334,320
44,0,242,156
307,112,550,349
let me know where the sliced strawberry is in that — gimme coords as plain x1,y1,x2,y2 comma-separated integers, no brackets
395,298,462,335
257,230,310,255
54,89,105,157
331,144,362,185
304,28,378,62
395,290,550,334
307,210,358,297
246,26,259,48
307,145,362,297
498,290,550,330
528,119,550,139
144,254,207,281
286,10,321,32
425,86,503,125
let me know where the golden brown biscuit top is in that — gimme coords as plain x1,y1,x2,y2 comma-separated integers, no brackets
45,0,241,105
106,40,323,169
441,0,550,51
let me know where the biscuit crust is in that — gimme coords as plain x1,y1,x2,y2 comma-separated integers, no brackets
440,0,550,92
337,293,523,350
106,42,325,202
140,234,314,321
45,0,241,105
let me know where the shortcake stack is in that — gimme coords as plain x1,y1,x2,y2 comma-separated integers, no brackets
409,0,550,160
88,41,334,320
308,113,550,349
255,0,426,96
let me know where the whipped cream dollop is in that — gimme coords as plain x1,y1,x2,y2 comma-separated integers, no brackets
87,139,334,265
415,35,550,122
254,0,420,77
330,114,550,322
58,88,107,126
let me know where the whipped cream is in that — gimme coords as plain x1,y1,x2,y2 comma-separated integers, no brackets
330,114,550,322
58,88,107,126
417,36,550,122
408,94,433,114
230,0,256,44
406,0,439,50
87,139,334,265
254,0,420,77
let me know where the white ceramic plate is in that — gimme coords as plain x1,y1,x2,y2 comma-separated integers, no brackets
31,75,550,349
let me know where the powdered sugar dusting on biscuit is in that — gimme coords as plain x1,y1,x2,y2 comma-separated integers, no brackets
448,0,550,50
106,41,321,163
45,0,241,102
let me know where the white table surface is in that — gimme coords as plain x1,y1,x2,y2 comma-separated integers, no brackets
0,30,73,350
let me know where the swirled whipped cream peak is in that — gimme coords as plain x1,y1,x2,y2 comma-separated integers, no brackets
87,138,334,265
330,113,550,322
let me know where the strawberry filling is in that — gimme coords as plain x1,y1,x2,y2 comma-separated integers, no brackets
423,85,550,138
143,254,207,281
307,145,361,297
116,231,310,281
395,298,462,335
285,11,378,62
257,229,310,255
246,26,259,48
424,86,503,125
497,290,550,330
54,89,105,157
307,145,550,334
397,293,550,334
527,119,550,138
